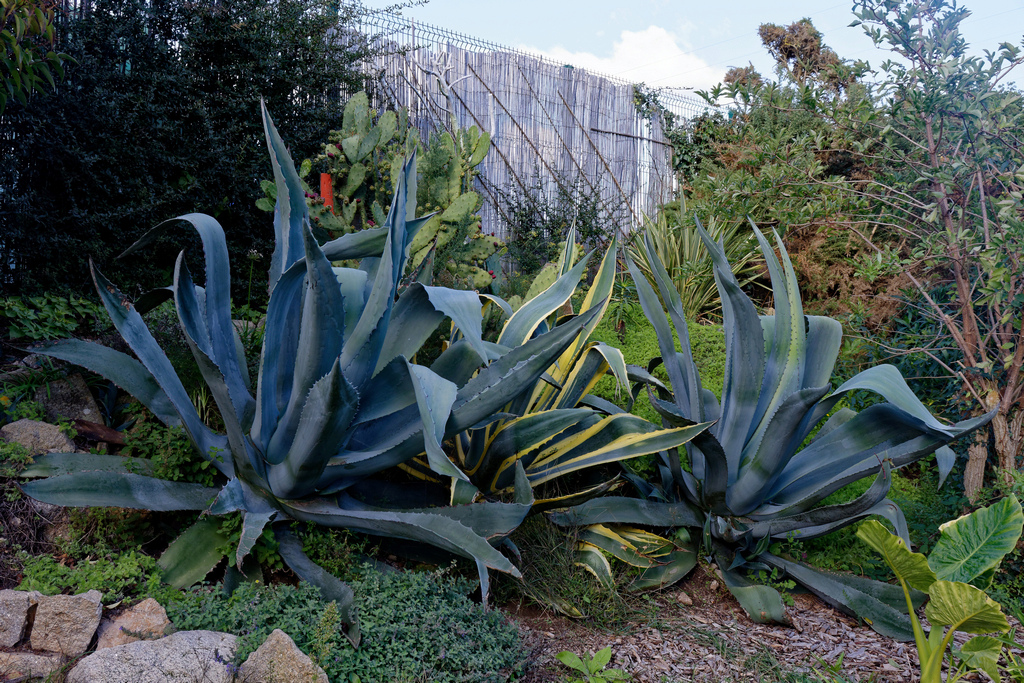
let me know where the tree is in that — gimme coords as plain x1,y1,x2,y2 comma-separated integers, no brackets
0,0,368,297
1,0,70,112
842,0,1024,497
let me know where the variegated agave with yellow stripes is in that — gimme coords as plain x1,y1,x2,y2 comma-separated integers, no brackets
400,228,711,514
550,220,994,641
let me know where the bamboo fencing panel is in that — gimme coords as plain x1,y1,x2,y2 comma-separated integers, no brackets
359,11,713,240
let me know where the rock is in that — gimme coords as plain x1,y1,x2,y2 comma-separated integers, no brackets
0,419,75,455
709,580,719,592
675,591,693,606
67,630,238,683
31,590,103,656
35,373,103,423
0,651,63,680
0,589,32,647
239,629,329,683
96,598,171,650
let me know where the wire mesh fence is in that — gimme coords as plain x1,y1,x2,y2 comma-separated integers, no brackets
359,9,714,240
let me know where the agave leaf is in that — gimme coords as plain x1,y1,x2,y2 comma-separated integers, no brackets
19,452,155,479
929,495,1023,585
550,343,628,411
640,229,705,422
761,552,920,641
693,218,765,469
267,359,359,498
579,525,661,569
172,257,254,474
728,384,831,515
267,222,348,461
321,226,388,261
449,307,602,433
32,340,179,427
766,405,992,512
857,519,937,592
498,251,593,348
281,498,519,603
89,263,229,475
157,517,230,589
577,542,616,590
925,580,1010,634
275,526,360,647
630,549,697,590
719,567,791,625
474,409,592,485
235,510,276,569
20,472,220,511
548,496,703,529
261,99,309,289
405,361,463,481
525,416,712,489
957,635,1003,682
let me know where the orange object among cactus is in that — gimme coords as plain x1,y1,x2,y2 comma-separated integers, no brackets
320,173,335,213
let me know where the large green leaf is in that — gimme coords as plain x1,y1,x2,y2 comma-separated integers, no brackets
157,517,229,589
957,635,1003,682
20,472,220,511
857,519,937,592
925,580,1010,634
928,495,1023,585
261,99,309,290
498,251,593,348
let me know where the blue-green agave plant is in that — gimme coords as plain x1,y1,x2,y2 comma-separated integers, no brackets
20,104,600,644
550,220,994,641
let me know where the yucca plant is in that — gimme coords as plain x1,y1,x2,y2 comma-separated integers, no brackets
18,104,600,644
551,220,994,640
628,208,761,321
399,228,710,514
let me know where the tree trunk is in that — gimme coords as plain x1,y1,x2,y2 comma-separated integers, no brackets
993,408,1024,487
964,428,989,502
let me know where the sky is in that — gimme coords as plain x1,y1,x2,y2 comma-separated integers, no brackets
359,0,1024,92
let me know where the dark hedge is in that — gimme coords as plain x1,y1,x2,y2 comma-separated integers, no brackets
0,0,369,302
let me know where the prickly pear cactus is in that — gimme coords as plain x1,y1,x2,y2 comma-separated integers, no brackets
258,91,503,290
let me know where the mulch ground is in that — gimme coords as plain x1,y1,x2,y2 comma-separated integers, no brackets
511,566,1024,683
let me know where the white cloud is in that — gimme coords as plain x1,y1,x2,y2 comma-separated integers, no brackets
522,26,725,91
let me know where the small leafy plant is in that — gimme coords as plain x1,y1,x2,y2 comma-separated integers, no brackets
556,647,630,683
857,495,1024,683
0,294,106,340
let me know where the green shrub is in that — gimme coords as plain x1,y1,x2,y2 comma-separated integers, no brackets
167,572,527,683
588,314,725,436
120,410,218,486
17,550,177,604
0,295,107,340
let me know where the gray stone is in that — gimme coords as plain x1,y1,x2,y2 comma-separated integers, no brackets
30,589,103,656
0,589,31,647
0,651,63,680
67,630,238,683
96,598,171,650
239,629,329,683
35,373,103,423
0,419,75,455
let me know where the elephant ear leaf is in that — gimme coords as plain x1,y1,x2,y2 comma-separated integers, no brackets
924,580,1009,635
857,519,937,593
929,495,1023,585
957,635,1003,683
